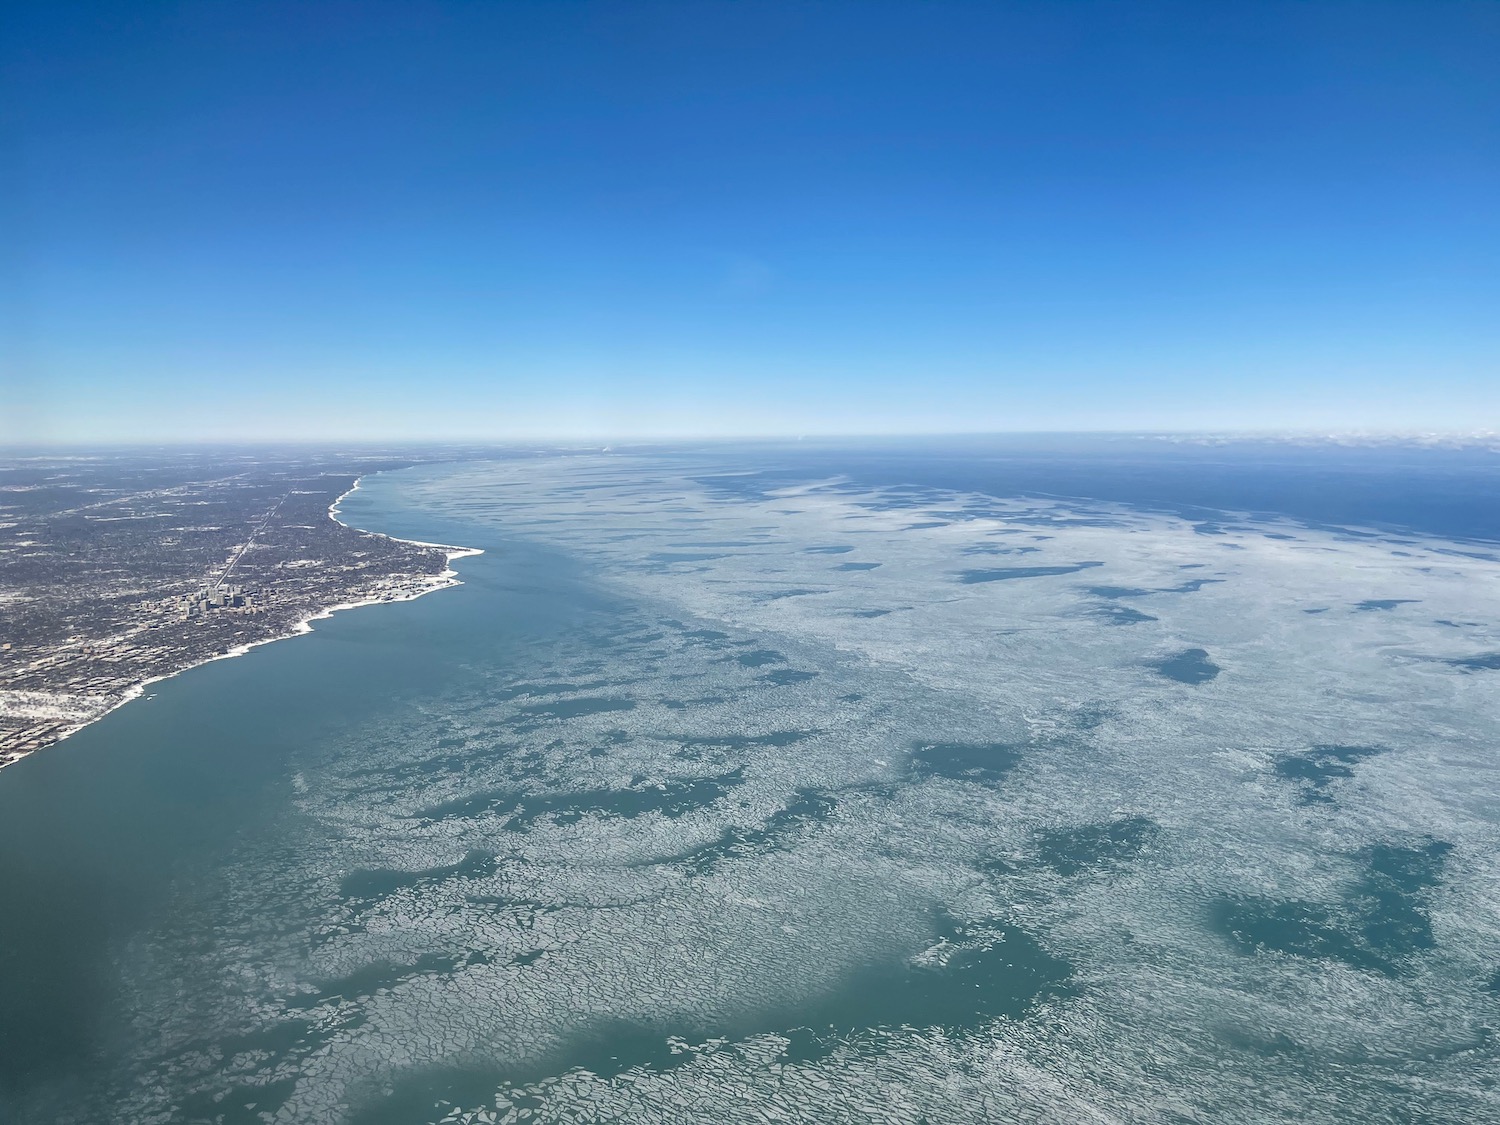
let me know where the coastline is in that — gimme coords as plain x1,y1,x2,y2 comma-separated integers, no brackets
0,472,481,771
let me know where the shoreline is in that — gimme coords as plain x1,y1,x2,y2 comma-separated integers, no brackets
1,470,481,770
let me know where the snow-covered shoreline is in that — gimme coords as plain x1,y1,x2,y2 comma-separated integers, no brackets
0,472,481,770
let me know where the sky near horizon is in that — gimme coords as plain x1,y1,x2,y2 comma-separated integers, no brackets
2,1,1497,444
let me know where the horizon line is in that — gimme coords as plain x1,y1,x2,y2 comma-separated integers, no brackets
4,428,1500,454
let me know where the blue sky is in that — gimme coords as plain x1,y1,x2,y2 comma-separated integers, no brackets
2,1,1497,443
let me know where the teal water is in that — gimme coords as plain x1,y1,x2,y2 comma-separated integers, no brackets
2,455,1498,1123
0,492,616,1120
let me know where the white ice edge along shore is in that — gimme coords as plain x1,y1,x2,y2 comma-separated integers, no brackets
150,473,484,686
3,472,482,765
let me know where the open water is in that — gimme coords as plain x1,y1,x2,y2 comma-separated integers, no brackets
2,439,1498,1123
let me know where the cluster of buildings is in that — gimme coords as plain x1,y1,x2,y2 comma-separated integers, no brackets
179,584,266,620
